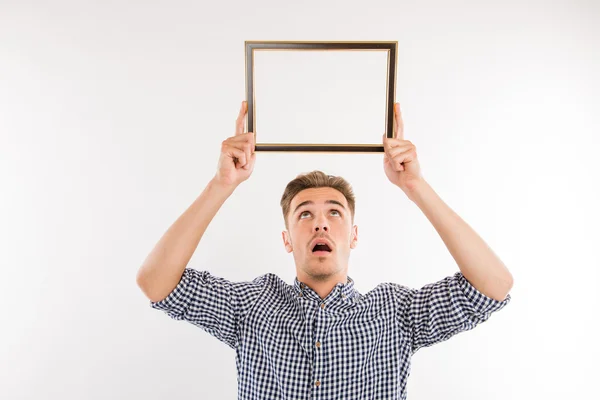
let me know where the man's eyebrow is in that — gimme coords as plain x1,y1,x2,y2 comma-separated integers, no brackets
293,200,347,215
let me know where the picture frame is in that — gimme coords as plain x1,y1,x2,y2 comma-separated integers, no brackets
245,41,398,152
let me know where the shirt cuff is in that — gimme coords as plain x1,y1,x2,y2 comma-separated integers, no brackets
149,268,193,312
455,271,511,316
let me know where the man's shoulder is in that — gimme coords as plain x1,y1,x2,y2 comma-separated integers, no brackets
245,272,292,291
370,281,412,294
360,281,413,304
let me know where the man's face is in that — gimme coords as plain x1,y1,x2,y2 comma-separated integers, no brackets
282,187,358,280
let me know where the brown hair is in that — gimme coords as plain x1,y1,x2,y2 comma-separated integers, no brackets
280,170,356,229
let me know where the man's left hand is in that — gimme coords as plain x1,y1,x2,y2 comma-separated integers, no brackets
383,103,424,194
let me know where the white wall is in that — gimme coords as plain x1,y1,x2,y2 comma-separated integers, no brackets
1,0,598,399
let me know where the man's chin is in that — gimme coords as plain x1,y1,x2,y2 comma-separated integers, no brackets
310,256,334,264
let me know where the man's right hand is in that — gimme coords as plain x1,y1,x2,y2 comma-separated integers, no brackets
214,101,256,188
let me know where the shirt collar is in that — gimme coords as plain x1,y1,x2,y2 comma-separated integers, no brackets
293,275,356,300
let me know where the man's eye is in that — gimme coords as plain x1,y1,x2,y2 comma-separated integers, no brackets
299,210,341,219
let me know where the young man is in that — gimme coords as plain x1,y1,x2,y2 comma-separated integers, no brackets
136,101,513,399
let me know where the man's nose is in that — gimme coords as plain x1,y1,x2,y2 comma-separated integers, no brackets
314,214,329,232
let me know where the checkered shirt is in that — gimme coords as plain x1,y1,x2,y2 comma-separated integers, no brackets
150,268,511,399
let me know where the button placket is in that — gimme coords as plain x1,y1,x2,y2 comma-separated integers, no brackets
313,296,328,393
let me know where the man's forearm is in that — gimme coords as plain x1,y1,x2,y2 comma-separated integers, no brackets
406,179,513,301
136,177,237,302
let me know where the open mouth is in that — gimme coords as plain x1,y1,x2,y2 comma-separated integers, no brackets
312,243,332,254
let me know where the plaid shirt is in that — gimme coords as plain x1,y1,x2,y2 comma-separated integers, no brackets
150,268,511,399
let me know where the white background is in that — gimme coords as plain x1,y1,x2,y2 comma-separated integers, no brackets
1,0,598,399
255,49,388,144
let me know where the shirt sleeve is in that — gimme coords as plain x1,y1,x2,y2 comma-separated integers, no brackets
149,268,268,349
394,271,511,355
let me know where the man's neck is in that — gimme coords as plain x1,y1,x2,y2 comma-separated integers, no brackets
298,274,348,300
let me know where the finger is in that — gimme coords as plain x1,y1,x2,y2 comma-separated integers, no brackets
227,135,254,165
244,152,256,170
394,103,404,140
391,149,415,171
242,139,252,169
382,133,393,153
228,132,255,154
228,131,254,143
386,144,414,159
225,144,247,168
384,157,404,171
383,136,409,153
236,101,247,136
383,153,404,171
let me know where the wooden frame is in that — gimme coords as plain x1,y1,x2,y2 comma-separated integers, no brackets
245,41,397,152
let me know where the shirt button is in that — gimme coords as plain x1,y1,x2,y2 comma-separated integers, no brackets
320,303,325,309
298,292,303,297
315,380,321,387
316,341,321,348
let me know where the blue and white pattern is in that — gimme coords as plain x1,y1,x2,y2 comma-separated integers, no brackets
151,268,511,399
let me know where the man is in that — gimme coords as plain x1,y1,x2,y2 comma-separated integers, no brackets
136,101,513,399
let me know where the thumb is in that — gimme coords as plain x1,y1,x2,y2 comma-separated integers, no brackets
244,152,256,169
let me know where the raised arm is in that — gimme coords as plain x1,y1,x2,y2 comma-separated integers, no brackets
382,102,513,301
136,101,256,302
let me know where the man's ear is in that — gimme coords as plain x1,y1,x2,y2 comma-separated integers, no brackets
282,231,293,253
350,225,358,249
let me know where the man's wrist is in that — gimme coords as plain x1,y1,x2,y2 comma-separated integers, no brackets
403,178,430,203
209,176,238,195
